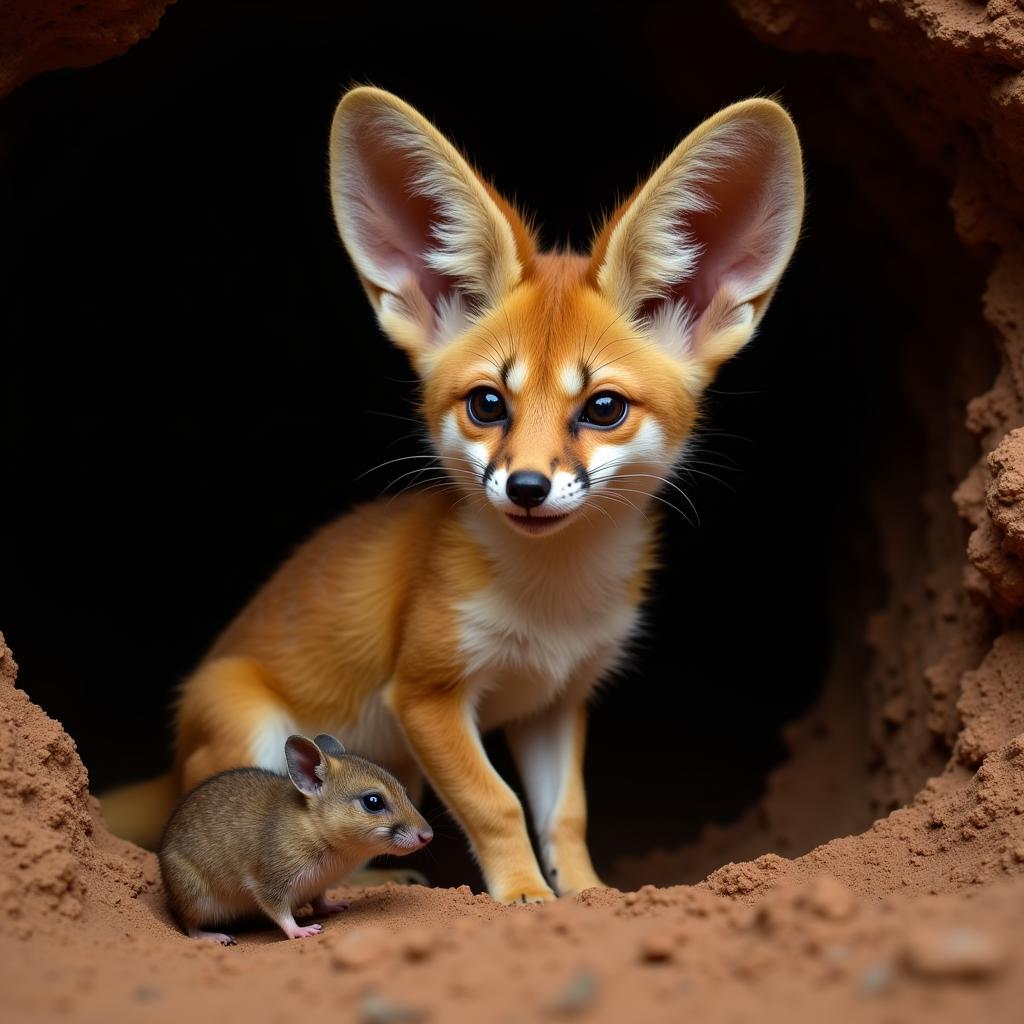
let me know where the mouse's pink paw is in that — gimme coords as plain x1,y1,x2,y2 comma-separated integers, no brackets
285,922,324,940
188,928,237,946
311,894,350,916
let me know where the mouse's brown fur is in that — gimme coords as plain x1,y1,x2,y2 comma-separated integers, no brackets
159,734,432,944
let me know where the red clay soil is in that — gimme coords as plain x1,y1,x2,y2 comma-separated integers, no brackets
2,628,1024,1023
0,0,171,98
6,0,1024,1021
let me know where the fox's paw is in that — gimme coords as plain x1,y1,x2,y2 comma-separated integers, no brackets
542,842,607,897
348,868,429,888
550,869,608,898
491,878,556,905
285,923,324,940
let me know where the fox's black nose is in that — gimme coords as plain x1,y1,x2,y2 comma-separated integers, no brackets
506,471,551,509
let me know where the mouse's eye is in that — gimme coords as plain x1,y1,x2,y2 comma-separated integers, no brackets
360,793,386,813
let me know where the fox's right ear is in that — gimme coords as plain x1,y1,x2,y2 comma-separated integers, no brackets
329,87,535,367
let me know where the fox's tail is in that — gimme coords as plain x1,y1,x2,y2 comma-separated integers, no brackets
99,772,179,850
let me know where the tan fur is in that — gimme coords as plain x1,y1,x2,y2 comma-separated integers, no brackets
101,88,804,903
159,739,429,942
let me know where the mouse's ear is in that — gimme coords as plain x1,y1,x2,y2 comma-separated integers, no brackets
314,734,346,759
285,735,328,797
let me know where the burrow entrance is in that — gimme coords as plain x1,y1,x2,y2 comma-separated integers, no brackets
0,1,996,891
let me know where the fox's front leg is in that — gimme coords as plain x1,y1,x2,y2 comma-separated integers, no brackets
506,702,604,896
390,683,554,904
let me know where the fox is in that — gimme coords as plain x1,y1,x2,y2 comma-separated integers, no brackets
101,87,804,903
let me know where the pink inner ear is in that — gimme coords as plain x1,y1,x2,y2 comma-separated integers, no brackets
672,129,787,321
286,737,324,794
351,125,458,309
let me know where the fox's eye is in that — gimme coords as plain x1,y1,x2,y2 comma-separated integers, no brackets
360,793,386,813
467,387,508,426
579,392,628,429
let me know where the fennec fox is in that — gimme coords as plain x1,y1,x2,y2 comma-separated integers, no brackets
103,87,804,903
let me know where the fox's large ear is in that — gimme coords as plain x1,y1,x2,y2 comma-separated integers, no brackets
589,99,804,389
329,87,535,363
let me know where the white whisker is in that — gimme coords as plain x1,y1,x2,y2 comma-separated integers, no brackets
602,485,698,527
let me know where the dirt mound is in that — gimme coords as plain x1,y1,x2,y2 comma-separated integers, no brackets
2,622,1024,1021
0,635,158,941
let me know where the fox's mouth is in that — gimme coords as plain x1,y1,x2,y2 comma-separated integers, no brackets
503,511,572,536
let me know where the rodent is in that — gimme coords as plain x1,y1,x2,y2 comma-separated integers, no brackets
158,733,432,944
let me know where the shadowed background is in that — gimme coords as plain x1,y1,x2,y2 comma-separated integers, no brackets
0,1,916,887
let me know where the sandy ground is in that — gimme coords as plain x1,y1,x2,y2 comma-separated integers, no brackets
3,631,1024,1024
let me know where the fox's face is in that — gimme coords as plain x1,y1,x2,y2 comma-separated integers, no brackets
421,272,697,536
329,89,803,538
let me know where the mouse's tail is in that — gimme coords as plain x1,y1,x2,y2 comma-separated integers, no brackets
99,772,178,850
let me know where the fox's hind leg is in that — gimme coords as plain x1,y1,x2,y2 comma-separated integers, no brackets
176,656,296,790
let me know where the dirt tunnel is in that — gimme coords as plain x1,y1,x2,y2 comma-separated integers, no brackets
2,1,1024,1020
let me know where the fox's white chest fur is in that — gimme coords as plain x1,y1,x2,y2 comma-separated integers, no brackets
458,511,647,728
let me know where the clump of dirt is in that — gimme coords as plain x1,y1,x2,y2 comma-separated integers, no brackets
969,429,1024,612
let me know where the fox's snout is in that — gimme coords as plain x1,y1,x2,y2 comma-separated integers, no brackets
505,470,551,509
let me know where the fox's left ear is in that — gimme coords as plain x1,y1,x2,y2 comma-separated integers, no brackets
329,87,535,366
590,99,804,389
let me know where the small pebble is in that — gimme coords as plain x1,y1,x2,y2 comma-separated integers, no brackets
902,926,1006,979
330,927,392,969
640,930,675,963
402,927,434,962
547,969,600,1015
359,990,426,1024
803,876,857,922
859,962,893,994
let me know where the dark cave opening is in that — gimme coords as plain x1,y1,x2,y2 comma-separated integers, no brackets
0,1,986,891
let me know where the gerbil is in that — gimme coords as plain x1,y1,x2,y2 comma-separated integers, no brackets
158,733,432,944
